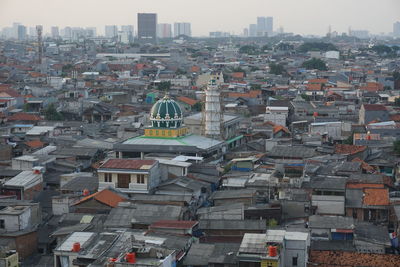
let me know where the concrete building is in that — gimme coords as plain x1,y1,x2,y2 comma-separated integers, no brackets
257,16,273,36
51,26,59,38
104,25,118,38
205,79,222,139
394,21,400,37
359,104,389,125
265,106,288,126
158,23,172,38
174,22,191,37
249,24,257,37
138,13,157,43
97,158,161,194
237,230,309,267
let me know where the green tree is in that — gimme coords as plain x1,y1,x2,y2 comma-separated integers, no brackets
267,218,278,227
157,81,171,91
343,134,354,145
269,63,285,75
297,42,338,53
395,97,400,107
302,58,328,71
44,104,64,121
394,140,400,155
193,102,202,112
239,45,259,55
300,93,310,101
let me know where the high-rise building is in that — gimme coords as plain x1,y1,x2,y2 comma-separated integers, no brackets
249,24,257,37
12,23,20,39
138,13,157,43
17,25,26,41
243,28,249,37
51,26,59,38
257,17,273,36
174,22,191,37
266,17,273,35
158,23,172,38
120,25,134,42
105,25,118,38
394,21,400,37
63,27,72,39
86,27,97,37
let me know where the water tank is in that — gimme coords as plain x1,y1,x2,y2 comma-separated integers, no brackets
125,252,136,263
72,242,81,252
268,246,277,257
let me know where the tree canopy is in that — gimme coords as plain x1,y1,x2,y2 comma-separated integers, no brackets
269,63,285,75
239,45,259,55
44,104,64,121
297,42,338,53
302,58,328,71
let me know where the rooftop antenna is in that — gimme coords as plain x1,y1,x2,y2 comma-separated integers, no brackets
36,25,43,64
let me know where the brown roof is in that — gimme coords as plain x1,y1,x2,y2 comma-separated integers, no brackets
177,96,198,106
308,78,328,84
8,113,42,121
150,220,198,230
72,189,126,208
25,140,44,149
307,83,323,91
334,144,367,155
100,158,156,170
351,157,377,173
363,104,387,111
363,188,389,206
273,125,290,134
308,250,400,267
228,90,261,99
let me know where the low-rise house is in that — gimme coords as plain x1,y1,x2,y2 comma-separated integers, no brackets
1,169,44,200
209,189,257,206
72,188,127,214
97,158,161,194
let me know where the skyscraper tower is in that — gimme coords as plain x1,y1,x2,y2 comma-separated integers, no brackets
36,25,43,64
204,79,222,139
138,13,157,43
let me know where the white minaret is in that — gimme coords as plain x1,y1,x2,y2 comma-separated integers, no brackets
204,79,222,139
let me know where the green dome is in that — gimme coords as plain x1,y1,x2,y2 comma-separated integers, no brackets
150,95,183,128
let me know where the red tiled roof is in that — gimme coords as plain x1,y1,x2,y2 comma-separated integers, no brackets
228,90,261,99
390,114,400,122
362,104,386,111
334,144,367,155
25,140,44,149
273,125,290,134
346,183,384,189
150,220,198,229
308,78,328,84
8,113,42,121
308,250,400,267
100,158,156,170
73,189,126,208
177,96,198,106
351,157,377,173
363,188,389,206
306,83,323,91
231,72,245,79
0,88,20,98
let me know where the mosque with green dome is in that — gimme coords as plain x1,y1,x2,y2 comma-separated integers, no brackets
114,95,226,160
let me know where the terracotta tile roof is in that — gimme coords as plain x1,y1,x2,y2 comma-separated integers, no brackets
177,96,198,106
100,158,156,170
362,104,386,111
25,140,44,149
306,83,323,91
308,78,328,84
308,250,400,267
360,82,384,92
0,88,20,98
8,112,42,121
73,189,126,208
390,114,400,122
351,157,377,173
363,188,389,206
228,90,261,99
231,72,245,79
273,125,290,134
346,183,384,189
150,220,198,229
28,72,47,78
334,144,367,155
191,66,200,72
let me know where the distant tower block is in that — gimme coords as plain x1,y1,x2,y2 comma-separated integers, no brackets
36,25,43,64
204,79,222,139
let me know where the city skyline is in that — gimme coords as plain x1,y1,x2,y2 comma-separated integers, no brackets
0,0,399,37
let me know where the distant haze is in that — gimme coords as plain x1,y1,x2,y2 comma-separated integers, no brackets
0,0,399,36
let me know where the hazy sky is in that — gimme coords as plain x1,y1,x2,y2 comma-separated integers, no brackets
0,0,399,36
